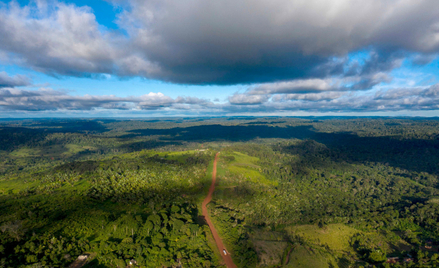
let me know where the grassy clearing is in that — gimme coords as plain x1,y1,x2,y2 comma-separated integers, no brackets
229,151,260,167
285,245,338,268
10,147,41,157
249,230,289,266
286,224,361,254
284,223,413,267
253,239,287,266
215,153,227,179
63,144,96,156
0,177,37,194
221,151,277,186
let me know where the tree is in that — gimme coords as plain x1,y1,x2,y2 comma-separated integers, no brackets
0,221,25,241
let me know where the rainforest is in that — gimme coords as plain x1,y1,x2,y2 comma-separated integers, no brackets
1,117,439,268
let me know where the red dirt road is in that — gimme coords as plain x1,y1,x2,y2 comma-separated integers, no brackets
202,153,237,268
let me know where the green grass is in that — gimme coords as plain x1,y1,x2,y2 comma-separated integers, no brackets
0,179,30,194
284,223,412,267
216,153,227,179
229,151,260,167
286,224,361,253
249,229,289,266
10,147,41,157
63,144,96,156
285,245,338,268
220,151,277,186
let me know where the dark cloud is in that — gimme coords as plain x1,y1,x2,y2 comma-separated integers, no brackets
358,51,405,76
1,1,439,84
116,0,439,84
0,72,31,87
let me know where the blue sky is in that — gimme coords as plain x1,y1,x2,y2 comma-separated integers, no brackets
1,0,439,117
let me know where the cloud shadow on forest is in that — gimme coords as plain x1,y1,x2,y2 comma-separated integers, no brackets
123,124,439,176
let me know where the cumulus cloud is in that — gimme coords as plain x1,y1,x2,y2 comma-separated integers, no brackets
273,92,345,102
114,0,439,84
249,79,335,95
0,88,212,111
0,1,116,76
225,84,439,113
1,84,439,115
1,0,439,116
0,1,160,78
1,0,439,84
247,73,391,95
0,72,31,87
137,93,174,109
228,94,270,105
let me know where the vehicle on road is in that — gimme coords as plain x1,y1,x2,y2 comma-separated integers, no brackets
223,249,227,255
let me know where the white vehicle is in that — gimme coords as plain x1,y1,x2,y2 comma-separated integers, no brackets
223,249,227,255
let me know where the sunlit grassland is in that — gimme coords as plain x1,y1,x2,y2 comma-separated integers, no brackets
62,144,96,156
10,147,41,157
218,150,277,187
284,223,415,266
285,245,338,268
0,175,38,194
286,224,361,254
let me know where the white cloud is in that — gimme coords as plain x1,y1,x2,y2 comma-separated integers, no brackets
247,73,391,95
0,88,212,111
1,84,439,115
249,79,335,95
276,92,345,101
226,84,439,113
228,94,270,105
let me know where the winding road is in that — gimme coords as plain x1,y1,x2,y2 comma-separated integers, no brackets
202,152,237,268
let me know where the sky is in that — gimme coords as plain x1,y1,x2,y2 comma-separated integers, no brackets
0,0,439,118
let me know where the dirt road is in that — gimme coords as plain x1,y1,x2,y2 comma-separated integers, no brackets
202,152,237,268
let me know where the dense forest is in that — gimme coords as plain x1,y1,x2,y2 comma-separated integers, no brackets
1,117,439,267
